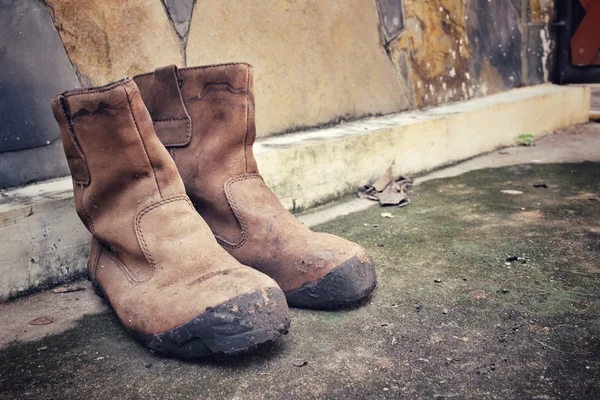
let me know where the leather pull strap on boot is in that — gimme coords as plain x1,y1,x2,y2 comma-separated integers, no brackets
51,78,290,358
134,64,377,309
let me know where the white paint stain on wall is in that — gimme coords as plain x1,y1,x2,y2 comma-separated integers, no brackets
540,28,550,81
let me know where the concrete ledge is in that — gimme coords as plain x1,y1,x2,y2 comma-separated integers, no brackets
0,84,590,301
256,84,590,210
0,179,88,300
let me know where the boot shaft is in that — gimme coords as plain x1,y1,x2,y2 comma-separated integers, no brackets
51,78,186,280
134,64,259,246
133,64,377,307
51,78,185,226
134,63,259,177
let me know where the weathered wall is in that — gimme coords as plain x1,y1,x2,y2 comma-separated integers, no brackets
385,0,555,108
0,0,556,189
45,0,184,85
0,0,77,188
187,0,410,137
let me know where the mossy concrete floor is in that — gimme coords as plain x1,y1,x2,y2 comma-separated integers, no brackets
1,129,599,399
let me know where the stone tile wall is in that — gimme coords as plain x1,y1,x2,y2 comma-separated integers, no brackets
0,0,556,188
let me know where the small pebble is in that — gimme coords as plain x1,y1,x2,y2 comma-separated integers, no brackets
442,308,449,314
434,279,442,283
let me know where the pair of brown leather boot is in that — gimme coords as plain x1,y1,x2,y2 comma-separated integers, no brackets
51,63,377,358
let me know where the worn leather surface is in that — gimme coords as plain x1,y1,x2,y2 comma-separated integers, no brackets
51,78,283,335
134,64,374,293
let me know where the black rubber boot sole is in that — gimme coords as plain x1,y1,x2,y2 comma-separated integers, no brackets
284,255,377,309
91,280,290,359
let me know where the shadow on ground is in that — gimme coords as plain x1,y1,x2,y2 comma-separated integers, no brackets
1,163,599,399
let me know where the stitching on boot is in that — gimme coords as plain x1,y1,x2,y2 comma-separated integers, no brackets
182,62,253,72
244,66,250,173
89,237,141,285
58,97,90,186
154,118,188,122
153,118,191,147
104,250,147,284
217,174,264,249
63,78,132,98
60,98,94,232
134,195,190,280
124,86,163,198
134,63,252,79
78,184,95,234
89,240,103,280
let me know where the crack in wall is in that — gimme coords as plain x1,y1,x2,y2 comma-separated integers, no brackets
37,0,86,87
160,0,197,66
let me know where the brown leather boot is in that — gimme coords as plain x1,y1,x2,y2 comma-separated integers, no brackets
134,63,377,309
50,78,290,358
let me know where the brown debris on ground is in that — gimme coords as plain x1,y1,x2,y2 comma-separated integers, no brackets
358,164,413,206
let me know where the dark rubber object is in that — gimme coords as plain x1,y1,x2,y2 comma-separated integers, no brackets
285,255,377,309
91,280,290,359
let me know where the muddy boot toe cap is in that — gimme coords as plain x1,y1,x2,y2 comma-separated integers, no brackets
284,253,377,309
130,286,291,358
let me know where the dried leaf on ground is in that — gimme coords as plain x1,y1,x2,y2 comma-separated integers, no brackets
358,163,413,207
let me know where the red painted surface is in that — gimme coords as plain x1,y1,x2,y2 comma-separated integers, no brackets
571,0,600,65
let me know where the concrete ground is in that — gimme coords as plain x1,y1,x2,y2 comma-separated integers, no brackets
1,123,599,399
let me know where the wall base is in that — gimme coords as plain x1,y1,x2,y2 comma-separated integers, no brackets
0,84,590,301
